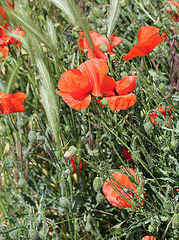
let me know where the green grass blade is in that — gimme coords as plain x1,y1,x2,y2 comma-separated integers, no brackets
107,0,121,37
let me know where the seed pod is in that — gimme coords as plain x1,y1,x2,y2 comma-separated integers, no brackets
18,178,27,188
93,177,103,192
144,122,154,134
28,130,37,145
85,222,92,232
96,192,105,204
64,146,77,158
99,44,108,52
59,197,69,208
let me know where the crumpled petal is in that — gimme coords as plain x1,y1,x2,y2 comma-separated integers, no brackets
116,76,137,95
123,25,166,61
57,91,91,110
106,93,137,110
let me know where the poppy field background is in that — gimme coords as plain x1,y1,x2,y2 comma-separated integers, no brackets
0,0,178,239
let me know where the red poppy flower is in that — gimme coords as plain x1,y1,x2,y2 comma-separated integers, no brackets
0,1,13,21
56,58,116,110
142,236,156,240
105,76,137,110
71,156,83,174
149,106,173,126
78,31,123,60
167,1,179,22
102,168,144,209
0,92,27,114
122,146,134,163
0,45,9,58
123,25,166,61
0,23,25,46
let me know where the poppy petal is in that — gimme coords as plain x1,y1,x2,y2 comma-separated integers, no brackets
106,93,137,110
116,76,137,95
100,76,116,96
123,26,166,61
78,59,103,97
0,45,9,58
57,91,91,110
58,68,92,96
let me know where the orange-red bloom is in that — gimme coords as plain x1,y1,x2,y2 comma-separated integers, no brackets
167,1,179,22
0,45,9,58
105,76,137,110
122,146,134,163
0,23,25,47
78,31,123,60
142,236,156,240
123,25,166,61
56,58,116,110
102,168,144,209
0,1,13,21
149,106,173,126
0,92,27,114
71,156,83,174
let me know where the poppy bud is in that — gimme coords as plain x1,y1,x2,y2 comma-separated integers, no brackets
99,43,108,52
59,196,69,208
156,117,164,126
0,52,4,58
85,222,92,232
171,139,176,149
100,98,108,106
132,70,137,76
5,56,11,63
163,147,169,153
159,83,166,92
93,177,103,192
65,125,71,133
148,224,155,232
64,145,77,158
39,229,47,239
175,144,179,154
29,229,38,240
74,223,80,232
144,122,154,134
96,192,105,203
92,148,99,157
83,49,88,54
18,178,27,188
28,130,37,145
120,0,126,7
172,213,179,229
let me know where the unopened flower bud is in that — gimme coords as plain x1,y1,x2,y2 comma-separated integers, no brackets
144,122,154,134
83,49,88,54
18,178,27,188
159,83,166,92
171,139,176,149
74,223,80,232
65,125,71,133
110,54,116,60
29,229,38,240
172,214,179,229
39,229,47,239
96,192,105,203
132,70,137,76
5,56,11,62
85,222,92,232
100,98,108,106
99,44,108,52
171,4,177,12
120,0,126,7
148,224,155,232
28,130,37,145
92,148,99,157
93,177,103,192
59,197,69,208
64,146,77,158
